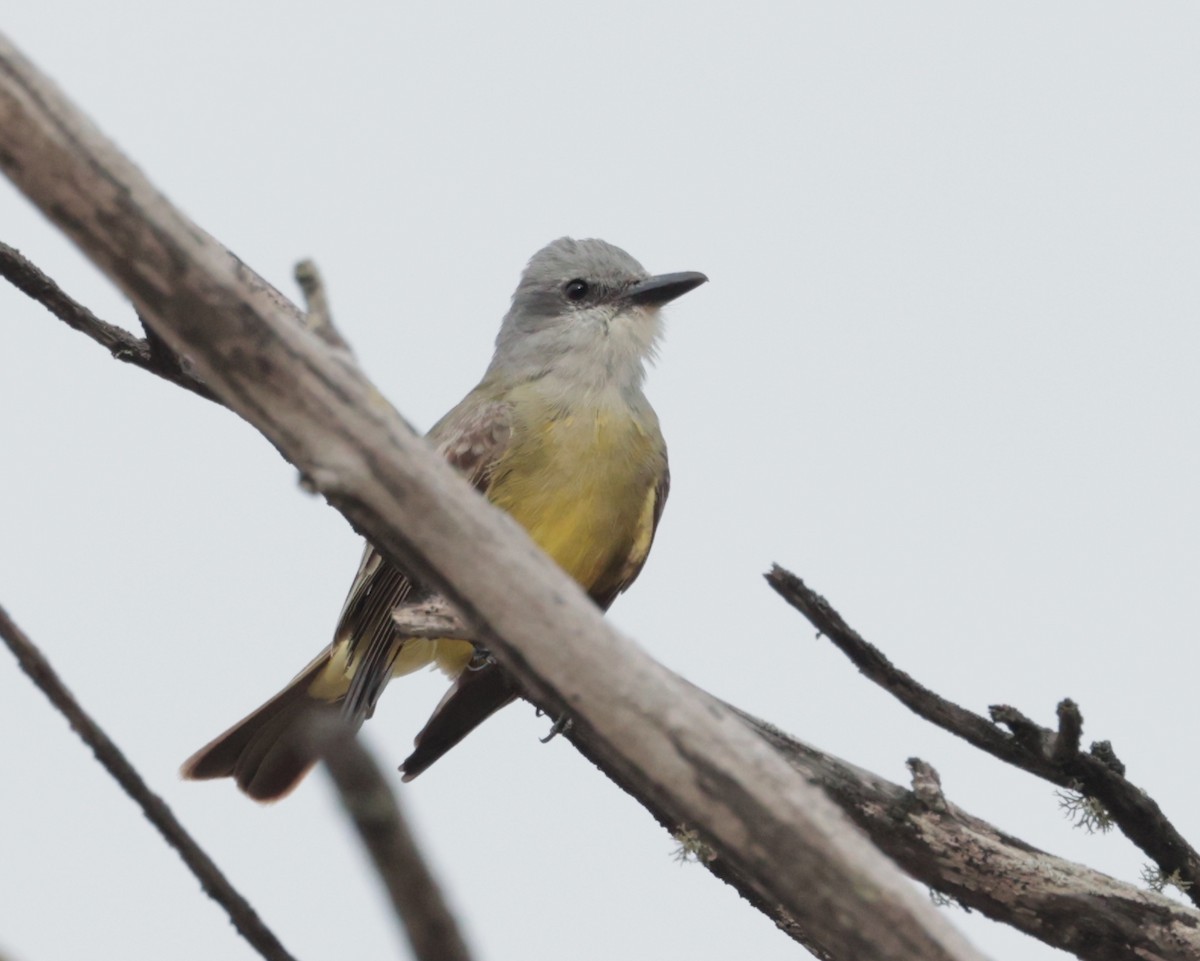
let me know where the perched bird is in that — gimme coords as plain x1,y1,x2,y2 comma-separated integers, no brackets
182,237,706,800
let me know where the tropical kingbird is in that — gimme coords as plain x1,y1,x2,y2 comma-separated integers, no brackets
182,237,706,800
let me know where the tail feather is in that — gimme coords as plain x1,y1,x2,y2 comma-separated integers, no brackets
184,641,513,799
400,661,518,781
181,652,340,802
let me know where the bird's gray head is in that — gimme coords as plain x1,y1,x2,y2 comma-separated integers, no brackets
488,237,706,395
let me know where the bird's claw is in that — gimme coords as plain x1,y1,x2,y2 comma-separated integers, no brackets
467,647,497,671
539,714,573,744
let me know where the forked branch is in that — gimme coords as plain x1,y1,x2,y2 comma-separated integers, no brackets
766,564,1200,906
0,241,217,402
0,32,981,961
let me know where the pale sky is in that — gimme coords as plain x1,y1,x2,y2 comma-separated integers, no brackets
3,4,1198,960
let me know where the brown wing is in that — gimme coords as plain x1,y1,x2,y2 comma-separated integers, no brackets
339,395,513,721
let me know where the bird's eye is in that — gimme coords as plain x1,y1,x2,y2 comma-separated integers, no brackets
564,278,590,302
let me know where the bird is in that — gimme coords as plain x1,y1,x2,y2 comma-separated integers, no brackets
181,237,707,800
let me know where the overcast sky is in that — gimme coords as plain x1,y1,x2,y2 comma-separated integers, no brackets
3,4,1199,960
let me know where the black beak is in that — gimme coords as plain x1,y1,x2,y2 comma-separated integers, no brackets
624,270,708,307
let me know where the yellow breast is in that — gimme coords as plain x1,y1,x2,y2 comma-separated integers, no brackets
486,395,665,599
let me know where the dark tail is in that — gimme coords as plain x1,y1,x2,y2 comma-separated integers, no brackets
181,653,340,801
400,661,518,781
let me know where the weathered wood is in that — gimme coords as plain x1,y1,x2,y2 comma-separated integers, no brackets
0,32,983,961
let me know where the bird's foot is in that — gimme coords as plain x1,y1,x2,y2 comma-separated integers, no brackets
467,647,496,671
539,713,574,744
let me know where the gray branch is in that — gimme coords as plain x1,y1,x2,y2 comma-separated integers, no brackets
391,598,476,641
307,719,474,961
0,604,298,961
8,29,1196,961
380,598,1200,957
294,258,353,355
744,714,1200,961
0,31,981,961
766,564,1200,907
0,240,218,402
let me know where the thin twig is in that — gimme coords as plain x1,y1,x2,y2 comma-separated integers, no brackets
294,259,352,354
989,704,1048,756
308,718,474,961
0,604,298,961
766,563,1200,907
0,241,218,402
907,758,948,814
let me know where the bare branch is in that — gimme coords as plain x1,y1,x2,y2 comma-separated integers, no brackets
766,563,1200,906
0,33,983,961
548,668,1200,961
907,758,949,814
391,597,475,641
561,691,1200,961
308,719,474,961
17,30,1191,960
0,604,297,961
742,711,1200,961
294,259,352,354
1051,698,1082,765
0,240,218,402
989,703,1049,756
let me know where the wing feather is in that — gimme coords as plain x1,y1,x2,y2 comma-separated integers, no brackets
339,395,513,721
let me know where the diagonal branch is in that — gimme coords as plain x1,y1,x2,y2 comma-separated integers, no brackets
294,259,353,354
0,32,981,961
16,28,1194,961
740,715,1200,961
0,604,298,961
308,719,474,961
766,563,1200,907
365,598,1200,959
0,240,218,402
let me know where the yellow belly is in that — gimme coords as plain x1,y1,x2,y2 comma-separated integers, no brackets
487,403,663,596
315,396,666,695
